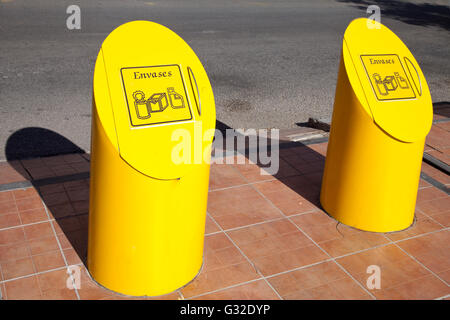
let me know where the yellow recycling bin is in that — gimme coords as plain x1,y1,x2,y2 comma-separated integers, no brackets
87,21,216,296
320,18,432,233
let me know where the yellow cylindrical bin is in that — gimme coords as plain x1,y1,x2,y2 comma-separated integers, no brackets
320,18,433,233
88,21,216,296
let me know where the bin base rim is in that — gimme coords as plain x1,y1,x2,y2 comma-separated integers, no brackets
319,201,416,234
85,258,204,298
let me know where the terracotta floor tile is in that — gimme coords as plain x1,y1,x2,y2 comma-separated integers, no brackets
336,244,444,299
435,121,450,131
19,208,48,225
268,261,344,297
437,269,450,284
291,211,389,257
21,158,46,169
385,212,443,241
66,188,89,202
53,216,84,234
47,203,75,219
227,219,327,276
374,274,448,300
26,166,55,180
28,235,60,255
1,257,35,280
70,161,90,173
426,150,450,166
51,165,77,176
62,153,87,164
41,191,70,207
418,179,431,188
41,155,66,166
203,233,248,271
16,197,43,212
63,179,88,191
37,268,70,292
426,125,450,152
416,187,448,203
13,188,39,201
32,251,65,273
181,233,259,298
4,275,42,299
181,262,260,298
397,230,450,276
63,248,83,265
209,164,247,190
417,196,450,216
289,160,325,176
421,162,450,186
205,215,220,235
283,277,372,300
308,142,328,156
0,200,18,216
23,222,54,240
0,242,30,262
0,212,21,229
208,185,283,230
0,163,27,184
0,191,14,203
0,227,26,245
431,212,450,228
78,281,114,300
1,282,6,299
253,178,319,216
197,280,280,300
41,288,78,300
272,159,302,179
57,233,72,250
71,200,89,214
38,183,65,196
416,197,450,227
232,162,275,183
77,268,125,300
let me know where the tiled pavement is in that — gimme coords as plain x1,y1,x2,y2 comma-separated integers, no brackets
0,126,449,300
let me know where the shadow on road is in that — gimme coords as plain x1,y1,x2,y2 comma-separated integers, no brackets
433,101,450,119
5,127,84,161
338,0,450,31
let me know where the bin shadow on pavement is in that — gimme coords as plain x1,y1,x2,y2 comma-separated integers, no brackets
4,127,90,266
214,120,326,210
3,124,328,269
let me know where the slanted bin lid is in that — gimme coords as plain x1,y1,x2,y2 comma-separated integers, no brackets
343,18,432,142
93,21,216,179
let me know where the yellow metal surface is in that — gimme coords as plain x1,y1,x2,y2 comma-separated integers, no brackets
343,18,432,142
320,18,432,233
88,21,215,296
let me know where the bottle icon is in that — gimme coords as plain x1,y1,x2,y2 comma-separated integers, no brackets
167,87,185,109
133,91,151,119
394,72,409,89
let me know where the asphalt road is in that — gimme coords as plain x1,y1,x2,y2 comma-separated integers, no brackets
0,0,449,159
